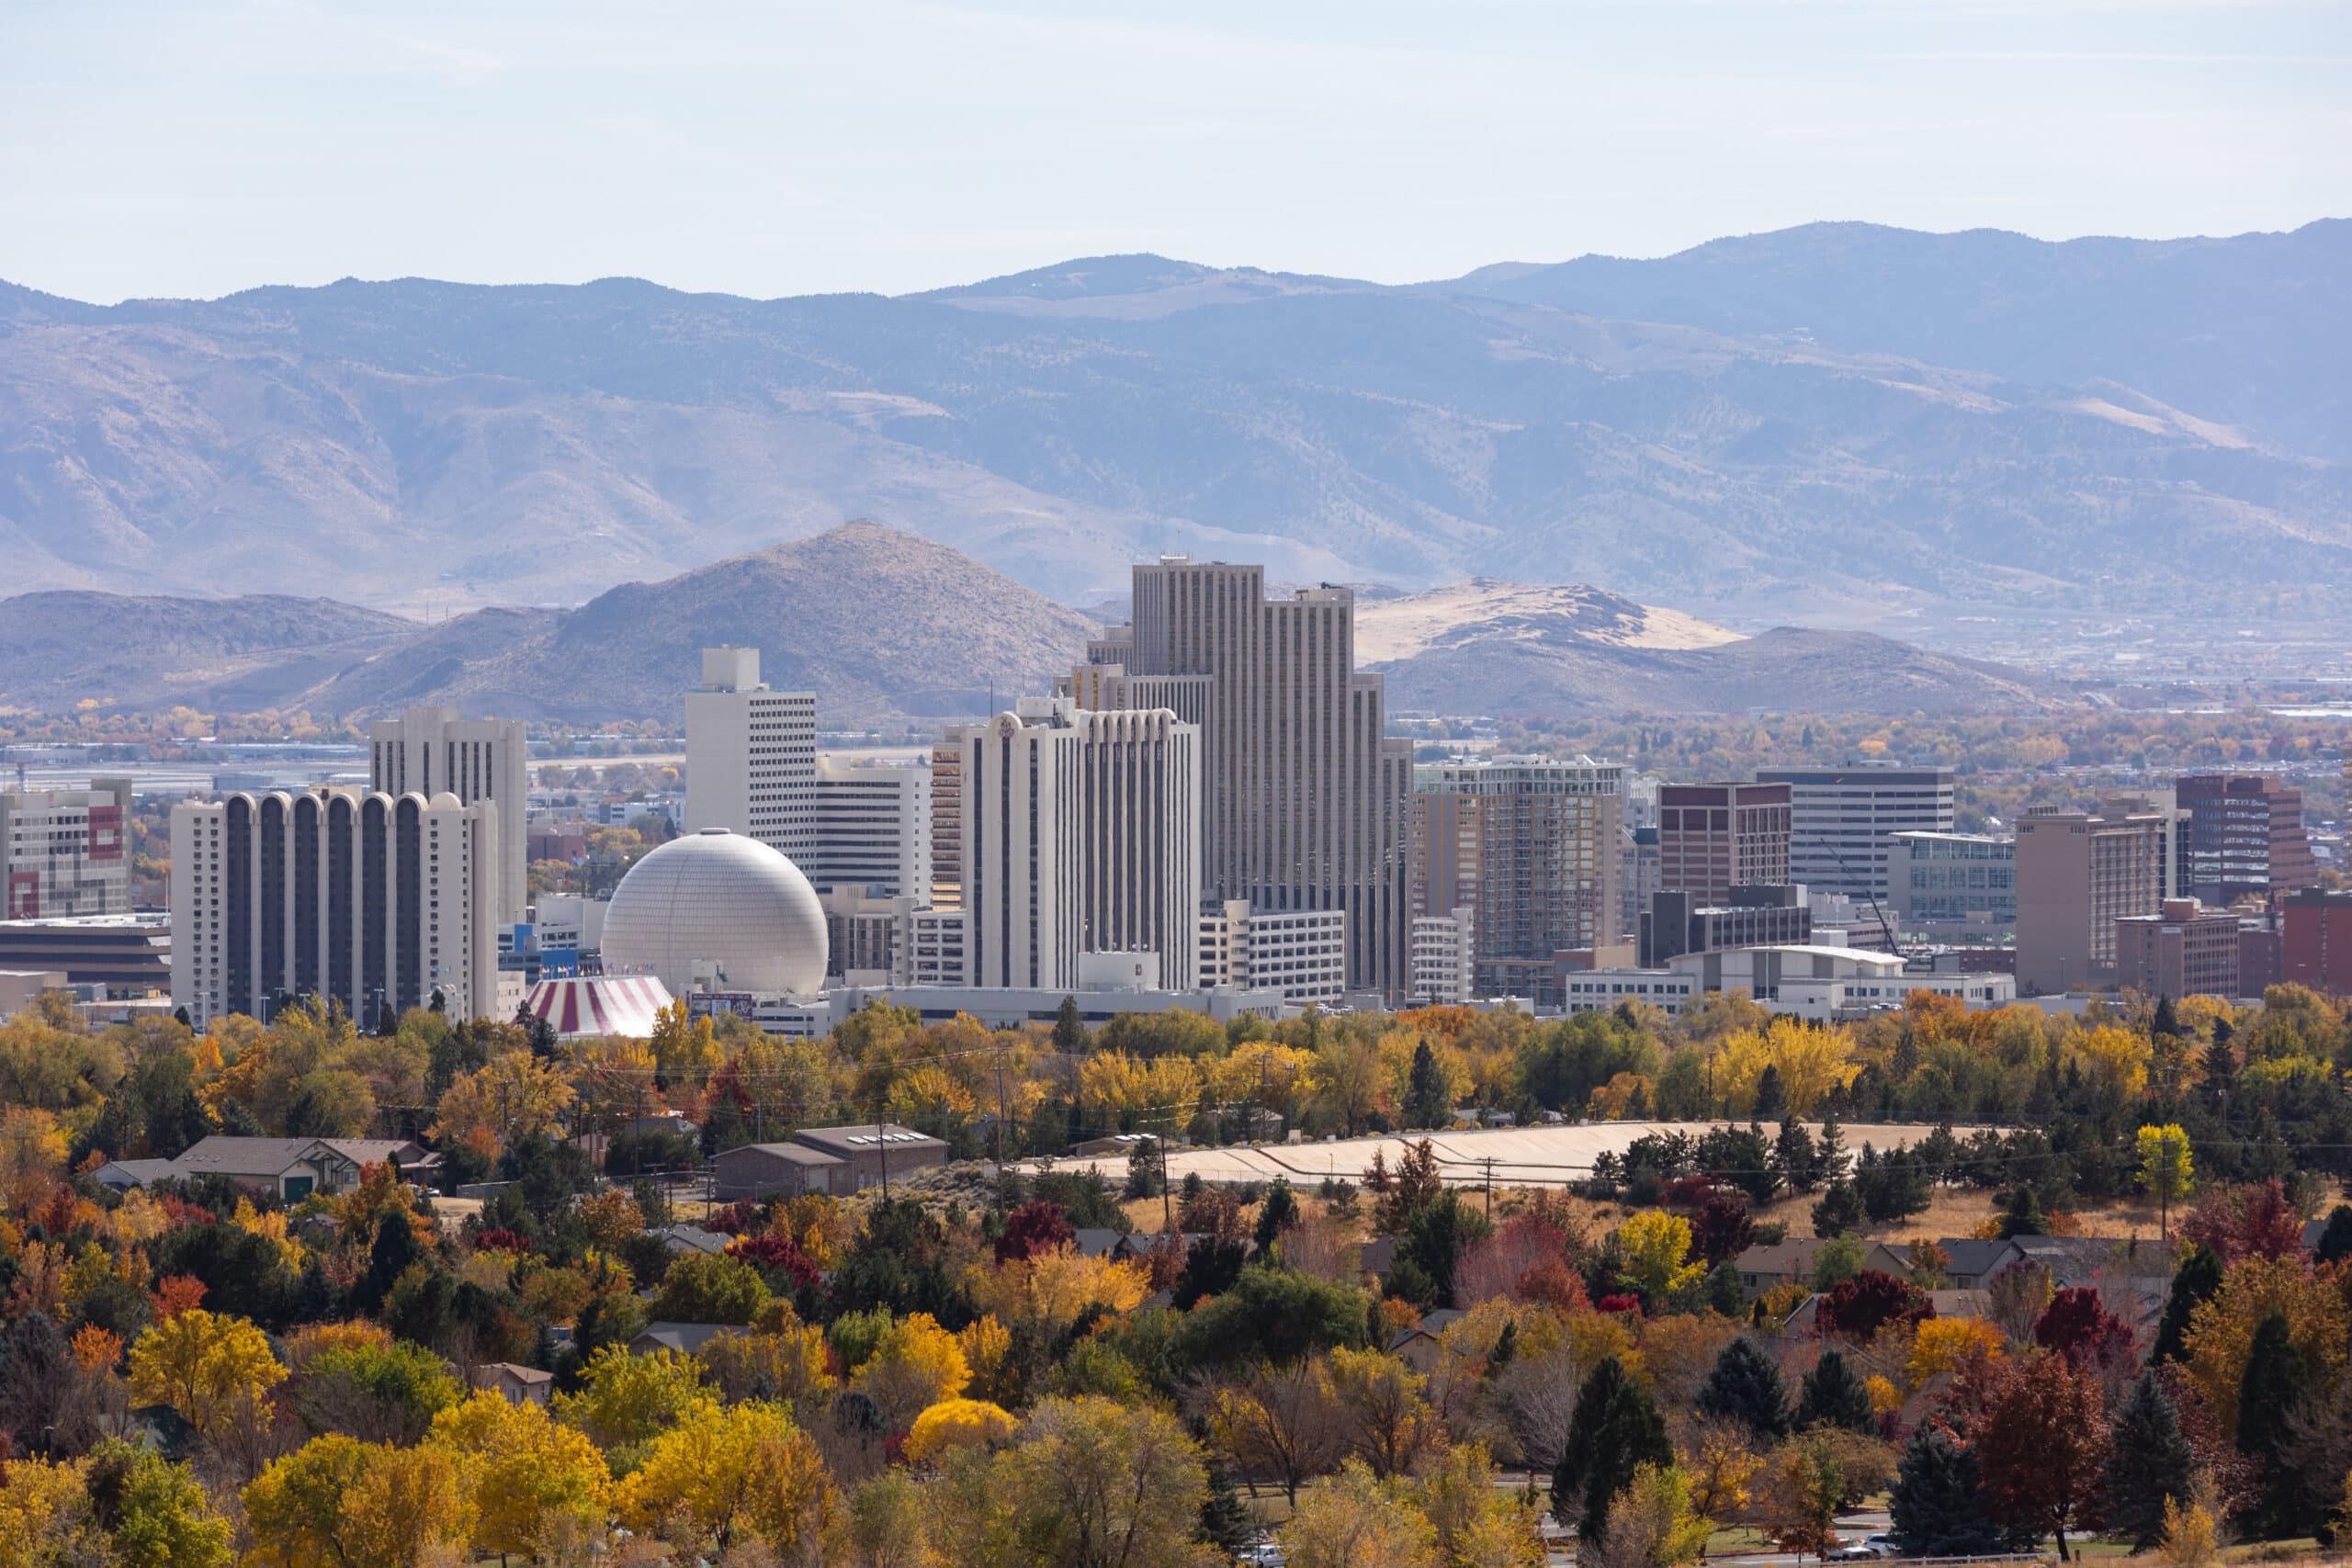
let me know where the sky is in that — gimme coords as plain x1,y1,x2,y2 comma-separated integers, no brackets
4,0,2348,303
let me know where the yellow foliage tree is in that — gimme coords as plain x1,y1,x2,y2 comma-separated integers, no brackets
0,1108,68,1213
126,1308,287,1440
2159,1495,2219,1568
1905,1316,2006,1392
1079,1051,1204,1130
904,1397,1018,1464
2072,1025,2152,1100
1710,1018,1860,1116
616,1401,835,1552
1615,1211,1704,1303
851,1313,971,1431
1280,1459,1439,1568
649,998,722,1087
1325,1346,1439,1479
0,1457,89,1567
243,1435,474,1568
1684,1420,1765,1525
429,1391,610,1560
974,1246,1150,1336
554,1344,713,1451
1597,1462,1714,1568
430,1050,578,1157
2184,1256,2352,1439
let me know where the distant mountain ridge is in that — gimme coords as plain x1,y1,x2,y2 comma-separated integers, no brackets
0,525,2048,723
2,219,2346,639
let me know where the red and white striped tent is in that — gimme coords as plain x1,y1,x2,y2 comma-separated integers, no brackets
526,974,674,1040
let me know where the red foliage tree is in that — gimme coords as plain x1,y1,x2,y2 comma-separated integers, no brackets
150,1274,207,1323
1690,1190,1757,1265
1597,1292,1641,1314
1454,1213,1575,1306
705,1199,763,1236
725,1231,822,1290
2179,1178,2305,1264
993,1201,1076,1264
1818,1269,1933,1341
2033,1286,2136,1371
1972,1349,2110,1560
1661,1174,1719,1211
474,1228,531,1254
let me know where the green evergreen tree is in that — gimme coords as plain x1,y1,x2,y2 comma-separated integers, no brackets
1487,1321,1518,1374
1254,1177,1300,1248
1815,1111,1847,1182
2238,1310,2309,1538
2153,1246,2224,1364
1703,1260,1746,1317
1198,1466,1256,1557
1996,1185,2048,1238
1796,1348,1874,1434
2100,1371,2198,1550
2152,995,2182,1041
1809,1180,1865,1238
1695,1336,1790,1438
1404,1040,1451,1130
1772,1118,1820,1194
1889,1423,2008,1556
1554,1355,1674,1540
1754,1064,1789,1122
1052,995,1087,1055
2314,1204,2352,1266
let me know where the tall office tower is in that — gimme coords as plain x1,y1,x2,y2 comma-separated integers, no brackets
1409,756,1624,1007
1754,764,1955,904
2,779,132,918
960,699,1202,991
2014,798,2169,995
928,736,966,908
684,648,817,864
804,757,932,898
170,789,501,1028
2176,774,2319,903
368,707,527,927
1090,558,1414,997
1657,783,1792,906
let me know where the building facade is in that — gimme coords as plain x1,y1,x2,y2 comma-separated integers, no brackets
684,648,817,864
894,906,969,987
1888,830,2016,936
1197,900,1349,1006
2,780,132,919
369,708,527,927
1637,886,1812,967
805,756,931,898
1756,765,1956,905
2115,898,2245,1000
2283,890,2352,997
0,912,171,992
2014,800,2169,994
170,790,502,1028
1657,783,1792,906
1409,907,1476,1006
1409,755,1624,1008
2176,774,2318,903
1085,559,1414,997
960,700,1202,992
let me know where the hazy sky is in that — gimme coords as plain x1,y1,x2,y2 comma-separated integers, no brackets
6,0,2347,303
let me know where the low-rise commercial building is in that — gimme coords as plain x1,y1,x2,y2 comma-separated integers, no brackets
0,912,171,992
1888,831,2016,937
1563,944,2016,1021
1637,885,1811,966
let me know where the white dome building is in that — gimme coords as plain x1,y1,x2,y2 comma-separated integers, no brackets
600,829,829,997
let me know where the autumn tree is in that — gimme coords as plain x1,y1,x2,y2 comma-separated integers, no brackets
1280,1459,1438,1568
125,1308,286,1442
428,1390,610,1560
243,1435,474,1568
617,1400,834,1553
1973,1350,2109,1560
2033,1286,2135,1372
1204,1359,1344,1506
1817,1271,1931,1343
1325,1346,1439,1479
850,1312,971,1431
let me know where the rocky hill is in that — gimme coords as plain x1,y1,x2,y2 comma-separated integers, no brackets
1355,580,2052,717
3,220,2346,643
0,524,1097,725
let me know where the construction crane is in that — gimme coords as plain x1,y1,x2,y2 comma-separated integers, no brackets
1824,838,1900,955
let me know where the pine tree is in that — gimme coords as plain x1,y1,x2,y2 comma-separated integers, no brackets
2152,1246,2223,1364
1772,1118,1820,1194
2237,1310,2308,1538
1404,1041,1450,1130
1487,1321,1518,1373
1052,995,1087,1055
2100,1371,2198,1550
1754,1064,1789,1122
1890,1423,2007,1557
1996,1185,2047,1238
1810,1180,1865,1238
1198,1467,1256,1556
2313,1204,2352,1266
1796,1349,1874,1433
1555,1355,1674,1540
1254,1177,1300,1247
2152,995,2181,1041
1695,1336,1790,1438
1815,1111,1847,1183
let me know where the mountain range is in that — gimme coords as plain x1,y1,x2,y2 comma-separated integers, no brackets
2,220,2345,641
0,524,2052,723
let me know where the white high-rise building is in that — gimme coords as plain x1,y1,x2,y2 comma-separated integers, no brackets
1410,907,1476,1006
805,756,932,898
369,707,527,927
170,789,502,1028
960,698,1201,992
685,648,817,863
1197,899,1348,1006
1080,558,1414,998
2,779,133,919
1755,764,1957,905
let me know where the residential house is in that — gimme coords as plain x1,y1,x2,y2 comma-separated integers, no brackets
1733,1237,1911,1297
631,1323,739,1357
469,1362,554,1406
120,1135,431,1201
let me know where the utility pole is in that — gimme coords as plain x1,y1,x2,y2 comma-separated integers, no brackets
1483,1156,1496,1219
879,1117,891,1200
994,1047,1012,1201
